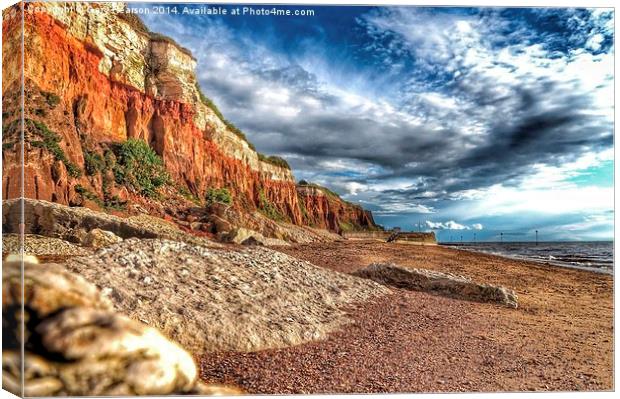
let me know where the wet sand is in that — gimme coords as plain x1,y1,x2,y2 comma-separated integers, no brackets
200,241,613,393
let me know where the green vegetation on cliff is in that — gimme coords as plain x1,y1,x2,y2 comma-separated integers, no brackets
298,180,341,199
26,119,81,178
84,150,106,176
258,189,286,222
206,187,233,206
113,139,169,197
258,154,290,169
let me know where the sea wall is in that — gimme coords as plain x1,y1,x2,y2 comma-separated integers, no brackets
343,231,437,244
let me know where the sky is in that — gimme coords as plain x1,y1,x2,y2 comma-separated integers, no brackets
139,4,614,242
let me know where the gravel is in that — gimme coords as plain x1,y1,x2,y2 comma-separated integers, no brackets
2,234,91,257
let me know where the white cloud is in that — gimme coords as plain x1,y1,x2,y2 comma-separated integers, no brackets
426,220,469,230
345,182,367,195
141,8,614,240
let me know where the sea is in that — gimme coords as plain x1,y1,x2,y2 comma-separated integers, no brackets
442,241,614,275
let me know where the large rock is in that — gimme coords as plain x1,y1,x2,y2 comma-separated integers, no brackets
353,263,518,308
223,227,289,246
82,228,123,249
1,255,238,396
2,199,220,248
65,238,388,353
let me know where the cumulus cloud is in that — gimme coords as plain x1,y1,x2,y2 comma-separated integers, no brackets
426,220,470,230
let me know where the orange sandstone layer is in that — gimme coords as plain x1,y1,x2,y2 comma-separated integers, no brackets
2,3,376,232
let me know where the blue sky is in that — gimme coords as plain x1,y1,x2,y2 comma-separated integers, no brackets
140,4,614,241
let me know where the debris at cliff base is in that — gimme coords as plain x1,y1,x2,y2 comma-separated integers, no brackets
2,255,229,396
224,227,290,246
353,263,518,308
65,239,389,354
2,198,221,248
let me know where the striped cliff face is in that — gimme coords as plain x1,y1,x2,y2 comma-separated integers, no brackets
1,2,377,233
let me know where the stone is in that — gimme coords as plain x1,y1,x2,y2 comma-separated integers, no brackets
208,214,233,234
241,236,265,246
2,234,91,257
224,227,262,244
353,263,518,308
1,255,236,396
2,198,220,248
83,228,123,248
64,238,388,353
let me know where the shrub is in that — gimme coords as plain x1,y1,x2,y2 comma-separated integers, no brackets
74,185,104,207
338,221,355,232
206,187,232,206
258,189,285,221
84,150,105,176
41,91,60,107
113,139,169,197
75,185,126,210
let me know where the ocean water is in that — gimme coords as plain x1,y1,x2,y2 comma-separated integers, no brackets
442,241,614,274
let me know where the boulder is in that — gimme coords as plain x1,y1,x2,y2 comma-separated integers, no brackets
2,255,237,396
2,234,90,257
64,239,388,353
208,214,232,234
224,227,289,246
241,236,265,246
353,263,518,308
1,198,220,248
224,227,261,244
83,228,123,249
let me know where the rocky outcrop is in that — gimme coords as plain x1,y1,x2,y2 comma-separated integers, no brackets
223,227,290,246
2,198,221,247
2,255,237,396
64,239,388,353
83,228,123,249
1,2,377,234
297,185,376,233
353,263,518,308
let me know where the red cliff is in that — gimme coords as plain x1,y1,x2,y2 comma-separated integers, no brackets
2,2,378,235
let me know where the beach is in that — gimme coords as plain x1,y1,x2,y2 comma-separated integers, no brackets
200,241,614,393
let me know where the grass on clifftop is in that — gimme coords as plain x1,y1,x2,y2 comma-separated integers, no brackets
298,180,341,199
258,154,290,169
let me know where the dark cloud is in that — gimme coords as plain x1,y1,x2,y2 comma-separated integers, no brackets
141,7,613,238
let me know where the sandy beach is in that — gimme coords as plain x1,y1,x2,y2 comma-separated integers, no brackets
199,241,613,393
